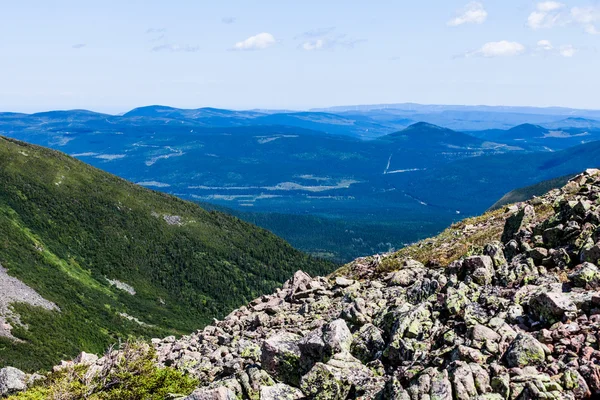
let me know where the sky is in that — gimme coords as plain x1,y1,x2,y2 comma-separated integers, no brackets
1,0,600,113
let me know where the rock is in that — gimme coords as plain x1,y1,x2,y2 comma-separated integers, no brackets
562,368,591,399
569,262,600,288
463,256,495,285
237,366,274,400
502,205,535,243
184,386,238,400
580,243,600,264
0,367,27,396
299,319,352,362
73,351,99,366
350,323,385,363
323,319,353,355
484,242,507,268
529,291,578,323
505,334,547,368
259,383,303,399
261,333,302,386
300,352,384,400
334,277,355,287
285,271,313,302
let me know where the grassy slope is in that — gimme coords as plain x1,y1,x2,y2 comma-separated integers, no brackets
488,174,575,211
0,136,335,371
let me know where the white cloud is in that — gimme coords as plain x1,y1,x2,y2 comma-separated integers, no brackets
302,39,325,51
152,44,199,52
233,32,276,51
296,28,363,51
571,7,600,34
448,2,488,26
537,39,553,50
468,40,526,57
526,3,599,34
559,44,577,57
527,2,565,29
537,1,564,12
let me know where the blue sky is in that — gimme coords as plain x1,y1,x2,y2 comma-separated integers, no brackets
1,0,599,113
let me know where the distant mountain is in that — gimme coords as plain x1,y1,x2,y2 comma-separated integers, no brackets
501,123,548,140
313,102,600,118
469,123,600,151
382,122,490,148
0,136,334,371
392,139,600,214
542,117,600,130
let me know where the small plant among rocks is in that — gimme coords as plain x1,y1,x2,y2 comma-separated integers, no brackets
6,341,197,400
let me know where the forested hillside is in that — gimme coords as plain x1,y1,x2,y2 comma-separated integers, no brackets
0,136,335,371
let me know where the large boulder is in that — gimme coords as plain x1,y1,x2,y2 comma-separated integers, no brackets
300,352,384,400
501,205,535,243
528,291,578,324
463,256,495,286
259,383,303,399
0,367,27,396
299,319,353,363
569,262,600,288
261,332,302,386
184,386,238,400
504,334,547,368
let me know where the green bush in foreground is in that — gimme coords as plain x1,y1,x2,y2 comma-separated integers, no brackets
8,341,197,400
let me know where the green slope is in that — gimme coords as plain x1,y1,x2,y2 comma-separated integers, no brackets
0,136,335,371
487,174,576,211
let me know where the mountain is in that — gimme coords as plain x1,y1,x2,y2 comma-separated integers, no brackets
469,123,600,151
389,139,600,215
0,136,335,371
3,107,600,264
488,173,576,211
382,122,491,148
8,169,600,399
542,117,600,130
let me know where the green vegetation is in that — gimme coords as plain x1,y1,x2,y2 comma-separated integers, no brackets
488,174,575,211
197,202,445,263
7,341,198,400
0,136,335,371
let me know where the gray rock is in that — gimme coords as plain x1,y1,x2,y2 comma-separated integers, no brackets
569,262,600,288
334,277,355,287
505,333,547,368
0,367,27,396
501,205,535,243
529,291,578,323
463,256,495,285
259,383,304,399
261,332,302,386
580,243,600,265
350,323,385,363
184,386,238,400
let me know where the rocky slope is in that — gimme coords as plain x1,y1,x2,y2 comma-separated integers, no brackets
5,168,600,399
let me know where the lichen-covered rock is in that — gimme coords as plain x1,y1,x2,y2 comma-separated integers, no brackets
505,334,547,368
184,386,239,400
300,352,384,400
569,262,600,288
261,332,302,386
529,291,578,324
259,383,304,400
350,323,385,363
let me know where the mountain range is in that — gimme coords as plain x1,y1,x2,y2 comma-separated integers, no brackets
1,105,600,262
